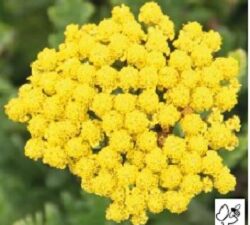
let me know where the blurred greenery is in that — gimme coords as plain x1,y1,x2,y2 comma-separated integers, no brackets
0,0,247,225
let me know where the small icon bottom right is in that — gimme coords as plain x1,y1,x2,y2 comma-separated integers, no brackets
215,199,245,225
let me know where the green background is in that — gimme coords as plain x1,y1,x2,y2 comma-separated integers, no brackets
0,0,247,224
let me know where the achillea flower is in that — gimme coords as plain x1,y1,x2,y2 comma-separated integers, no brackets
5,2,240,225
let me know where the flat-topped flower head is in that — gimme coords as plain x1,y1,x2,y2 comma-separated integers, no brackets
5,2,241,225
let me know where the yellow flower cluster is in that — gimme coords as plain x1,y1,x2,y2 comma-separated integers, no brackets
5,2,241,225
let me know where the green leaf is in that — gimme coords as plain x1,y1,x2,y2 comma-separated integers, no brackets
44,203,63,225
0,77,15,96
0,186,14,225
218,26,236,55
3,0,51,17
48,33,64,49
48,0,95,47
13,203,63,225
0,22,14,54
61,191,108,225
48,0,95,30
